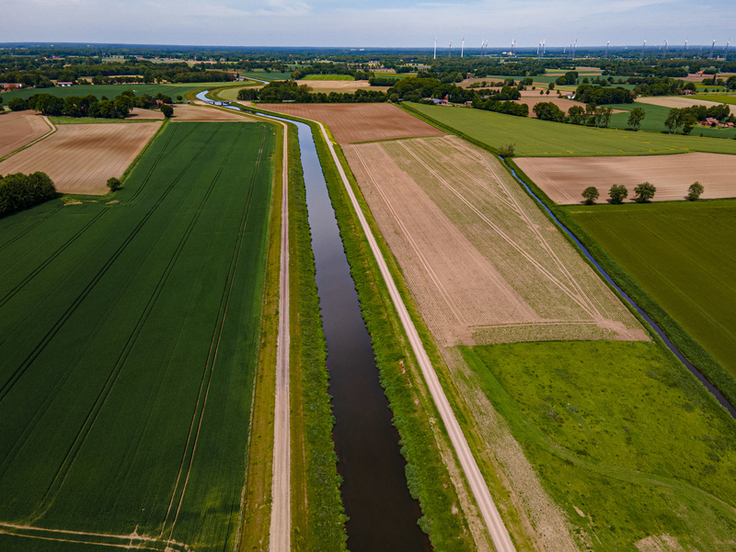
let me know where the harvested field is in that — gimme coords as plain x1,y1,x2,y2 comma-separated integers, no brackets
513,97,626,117
172,103,248,120
296,79,390,94
682,72,736,82
516,152,736,204
126,107,166,119
0,110,52,158
0,122,161,194
259,103,445,144
635,96,734,114
344,135,646,346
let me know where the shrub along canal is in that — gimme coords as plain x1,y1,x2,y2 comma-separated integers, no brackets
196,92,432,550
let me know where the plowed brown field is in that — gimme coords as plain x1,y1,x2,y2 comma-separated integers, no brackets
0,110,52,158
259,103,445,143
344,136,646,346
0,122,161,194
516,152,736,204
173,104,249,120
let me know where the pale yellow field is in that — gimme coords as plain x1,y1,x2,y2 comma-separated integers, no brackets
0,122,161,194
635,96,734,114
344,136,646,346
516,152,736,204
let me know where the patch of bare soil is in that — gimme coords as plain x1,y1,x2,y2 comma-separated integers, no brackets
171,104,249,121
0,122,161,194
516,152,736,204
0,110,51,158
635,534,692,552
258,103,445,144
126,108,166,120
295,80,390,94
635,96,734,114
344,135,646,347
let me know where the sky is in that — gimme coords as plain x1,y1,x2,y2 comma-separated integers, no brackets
1,0,735,49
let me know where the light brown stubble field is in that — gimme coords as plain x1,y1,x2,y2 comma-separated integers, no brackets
0,122,161,194
515,152,736,204
258,103,445,143
344,135,646,347
0,110,52,158
634,95,734,114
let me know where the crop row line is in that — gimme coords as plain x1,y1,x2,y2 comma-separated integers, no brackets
0,209,108,310
0,205,64,253
160,125,265,541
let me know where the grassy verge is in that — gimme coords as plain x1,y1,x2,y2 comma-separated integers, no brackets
236,121,283,551
285,125,348,551
506,158,736,411
462,341,736,551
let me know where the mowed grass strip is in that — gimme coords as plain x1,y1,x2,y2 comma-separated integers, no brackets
462,341,736,551
566,200,736,380
403,101,736,157
0,121,275,551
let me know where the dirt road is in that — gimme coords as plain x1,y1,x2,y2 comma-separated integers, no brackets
315,121,516,552
267,117,290,552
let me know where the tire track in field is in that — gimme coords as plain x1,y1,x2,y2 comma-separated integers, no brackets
0,205,64,254
445,139,602,318
25,124,230,522
160,127,267,543
397,140,600,319
0,210,108,310
0,124,221,407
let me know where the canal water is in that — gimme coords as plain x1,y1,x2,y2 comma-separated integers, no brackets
195,91,431,550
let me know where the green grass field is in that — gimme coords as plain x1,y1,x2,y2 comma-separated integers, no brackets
462,340,736,551
0,82,242,102
242,71,294,82
607,102,736,139
301,74,355,81
0,121,275,551
692,94,736,105
565,200,736,379
404,102,736,156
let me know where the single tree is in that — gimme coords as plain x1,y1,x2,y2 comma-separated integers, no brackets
107,177,122,192
8,97,28,111
568,105,585,125
627,107,646,131
582,186,600,205
609,184,628,204
634,182,656,203
498,143,516,157
665,108,684,134
600,106,614,128
688,181,704,201
161,104,174,118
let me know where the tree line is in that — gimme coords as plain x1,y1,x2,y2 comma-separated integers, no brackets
582,181,704,205
237,81,388,103
8,89,174,119
0,172,56,217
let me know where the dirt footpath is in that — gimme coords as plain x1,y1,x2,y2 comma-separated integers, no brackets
516,152,736,204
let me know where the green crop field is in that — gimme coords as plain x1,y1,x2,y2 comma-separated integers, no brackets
404,102,736,156
0,121,275,551
301,74,355,81
0,82,242,102
692,94,736,105
566,200,736,379
462,340,736,551
242,71,293,82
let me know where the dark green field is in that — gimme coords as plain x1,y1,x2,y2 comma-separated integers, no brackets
463,341,736,551
566,200,736,379
0,82,242,102
0,121,275,551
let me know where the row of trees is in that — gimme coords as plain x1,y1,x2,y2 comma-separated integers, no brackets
582,182,704,204
237,81,388,103
574,84,635,104
8,90,174,119
664,105,734,134
0,172,56,217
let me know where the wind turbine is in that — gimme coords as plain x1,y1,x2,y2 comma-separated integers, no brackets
449,40,452,58
461,37,464,58
640,40,646,61
572,39,577,61
605,40,610,58
684,38,688,52
434,37,437,60
709,39,716,59
725,38,731,61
